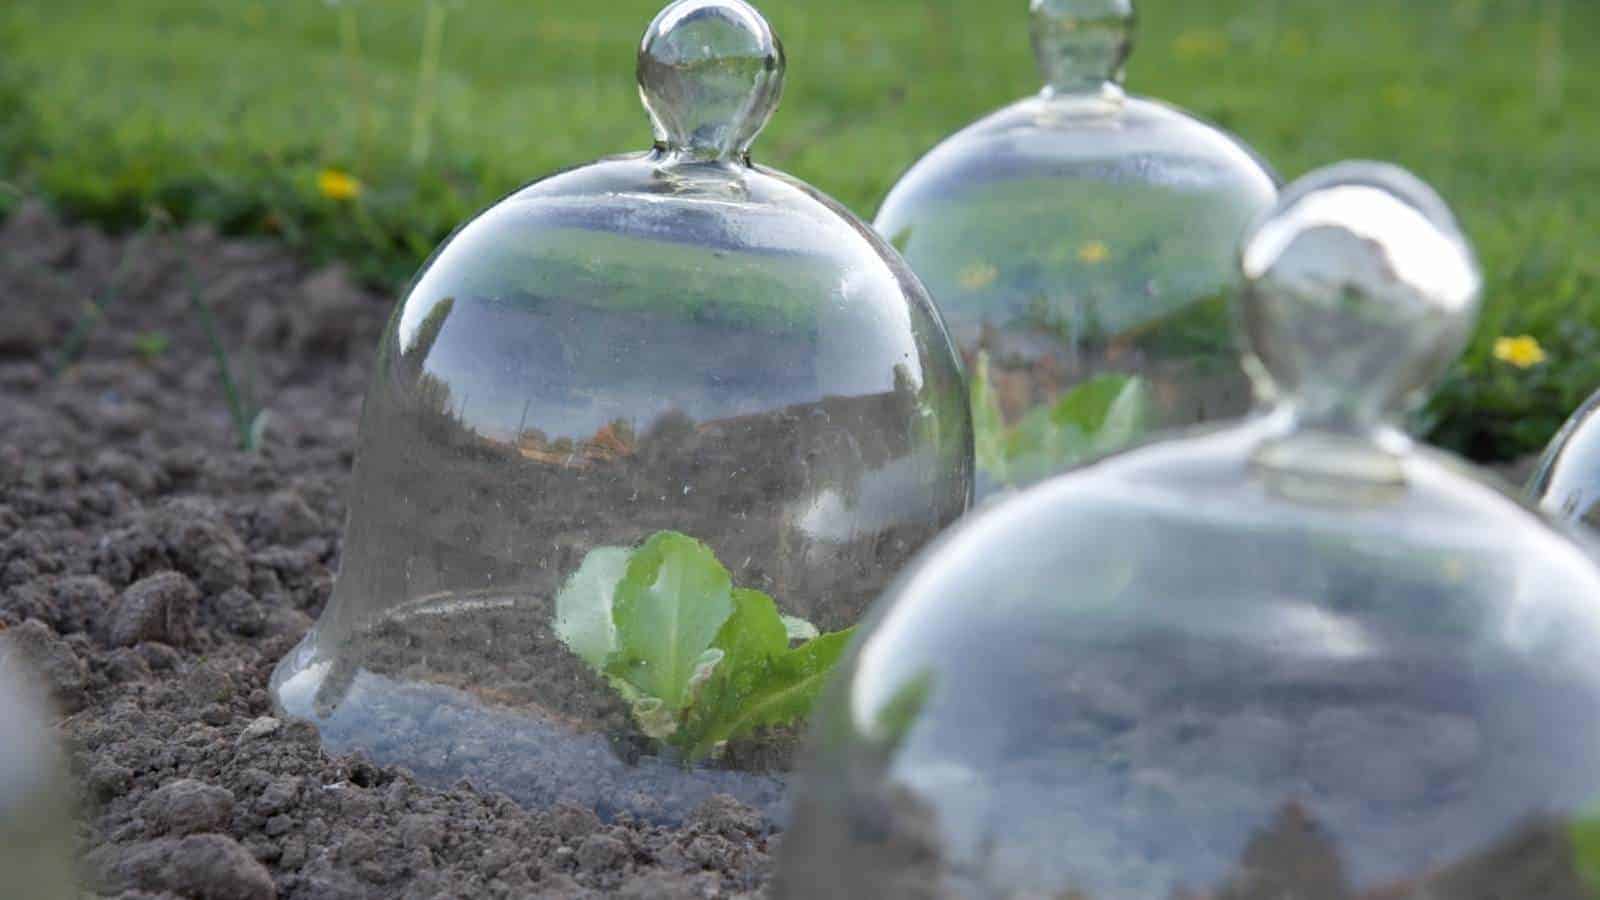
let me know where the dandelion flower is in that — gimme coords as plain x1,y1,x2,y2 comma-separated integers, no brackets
317,169,363,202
1078,240,1110,265
959,262,999,291
1493,335,1546,369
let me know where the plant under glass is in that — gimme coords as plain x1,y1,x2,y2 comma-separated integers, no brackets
779,163,1600,899
270,0,972,824
875,0,1278,501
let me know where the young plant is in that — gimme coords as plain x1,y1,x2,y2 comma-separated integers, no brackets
132,331,170,363
971,350,1152,489
553,531,853,763
51,213,166,376
188,273,269,452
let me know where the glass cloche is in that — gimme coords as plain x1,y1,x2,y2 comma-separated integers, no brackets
777,163,1600,899
1528,390,1600,530
0,641,79,900
875,0,1278,501
270,0,971,823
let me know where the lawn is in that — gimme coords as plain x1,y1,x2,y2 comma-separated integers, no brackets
1,0,1596,460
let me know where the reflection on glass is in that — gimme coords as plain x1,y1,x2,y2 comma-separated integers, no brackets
1529,390,1600,533
778,164,1600,898
269,0,971,825
875,0,1277,501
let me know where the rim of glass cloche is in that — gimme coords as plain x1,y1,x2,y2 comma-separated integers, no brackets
1237,161,1481,487
637,0,786,165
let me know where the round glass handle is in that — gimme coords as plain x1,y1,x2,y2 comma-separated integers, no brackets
638,0,785,163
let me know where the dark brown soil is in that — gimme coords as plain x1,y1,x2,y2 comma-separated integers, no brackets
0,202,776,898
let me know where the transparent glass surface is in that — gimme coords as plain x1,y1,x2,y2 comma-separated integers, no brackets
1529,390,1600,531
779,165,1600,898
270,0,971,825
0,643,78,900
875,0,1278,501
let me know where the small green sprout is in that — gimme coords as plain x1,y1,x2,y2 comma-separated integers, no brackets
971,350,1152,489
52,213,167,376
132,331,170,362
554,531,854,763
187,273,269,452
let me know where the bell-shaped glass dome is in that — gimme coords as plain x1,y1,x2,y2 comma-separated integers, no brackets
270,0,972,824
876,0,1278,501
1529,391,1600,531
778,164,1600,898
0,643,78,900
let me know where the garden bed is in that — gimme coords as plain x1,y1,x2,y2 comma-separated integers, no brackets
0,202,774,898
0,202,1548,898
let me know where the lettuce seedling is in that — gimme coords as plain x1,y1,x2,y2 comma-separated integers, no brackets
971,350,1152,488
554,531,854,762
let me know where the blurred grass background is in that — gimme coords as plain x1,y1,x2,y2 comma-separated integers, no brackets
0,0,1595,460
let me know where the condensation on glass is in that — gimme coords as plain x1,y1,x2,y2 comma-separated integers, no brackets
0,642,78,900
1528,391,1600,532
778,164,1600,899
270,0,971,823
876,0,1278,501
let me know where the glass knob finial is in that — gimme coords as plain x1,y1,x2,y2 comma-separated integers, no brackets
638,0,785,163
1030,0,1135,94
1240,162,1482,431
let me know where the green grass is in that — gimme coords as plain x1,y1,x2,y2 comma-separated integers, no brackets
2,0,1597,459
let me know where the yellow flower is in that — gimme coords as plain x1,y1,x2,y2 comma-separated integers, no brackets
317,169,363,201
1493,335,1547,369
1078,240,1110,265
958,262,999,291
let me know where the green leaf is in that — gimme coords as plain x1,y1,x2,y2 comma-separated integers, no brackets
552,545,633,669
683,627,856,760
1092,375,1151,453
974,369,1153,487
683,647,726,709
866,670,934,750
969,350,1012,482
132,331,170,361
673,588,790,753
1051,374,1150,452
1005,403,1092,485
551,532,859,763
604,532,735,712
773,628,856,705
716,588,791,663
